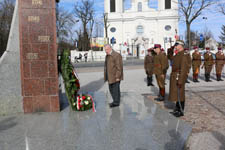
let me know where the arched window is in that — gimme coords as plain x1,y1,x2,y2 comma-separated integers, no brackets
110,0,116,12
138,2,142,12
165,0,171,9
136,25,144,35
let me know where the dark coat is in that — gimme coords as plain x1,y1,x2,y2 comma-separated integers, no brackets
169,51,189,102
104,50,123,84
144,55,154,76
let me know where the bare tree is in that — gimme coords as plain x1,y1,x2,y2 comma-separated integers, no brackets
219,25,225,45
179,0,216,49
73,0,95,51
0,0,15,57
56,6,76,42
103,13,110,44
218,1,225,15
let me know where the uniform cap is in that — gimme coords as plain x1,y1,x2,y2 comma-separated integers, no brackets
147,48,152,52
184,48,189,51
206,47,210,50
218,47,222,50
161,48,164,51
154,44,161,49
174,40,185,46
194,46,198,49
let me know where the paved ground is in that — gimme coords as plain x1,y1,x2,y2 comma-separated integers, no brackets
75,64,225,150
0,74,192,150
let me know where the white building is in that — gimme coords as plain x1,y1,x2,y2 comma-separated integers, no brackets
104,0,179,57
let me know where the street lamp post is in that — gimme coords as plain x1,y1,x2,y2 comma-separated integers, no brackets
203,17,207,48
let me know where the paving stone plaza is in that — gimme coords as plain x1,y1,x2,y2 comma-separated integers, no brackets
1,62,224,150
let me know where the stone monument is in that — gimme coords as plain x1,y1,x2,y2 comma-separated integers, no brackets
19,0,59,113
0,0,60,115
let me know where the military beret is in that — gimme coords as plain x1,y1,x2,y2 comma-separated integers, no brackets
218,47,222,50
161,48,164,51
206,47,210,50
147,48,152,52
184,48,189,51
194,46,198,49
154,44,161,49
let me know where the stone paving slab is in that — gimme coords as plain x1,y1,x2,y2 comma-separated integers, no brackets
75,66,225,150
0,92,192,150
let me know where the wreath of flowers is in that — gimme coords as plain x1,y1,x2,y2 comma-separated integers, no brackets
61,50,96,112
72,94,96,112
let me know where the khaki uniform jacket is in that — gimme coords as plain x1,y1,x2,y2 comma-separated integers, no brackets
144,55,154,76
215,52,225,74
104,50,123,84
153,52,168,75
169,51,189,102
192,52,202,68
203,52,214,74
187,53,192,73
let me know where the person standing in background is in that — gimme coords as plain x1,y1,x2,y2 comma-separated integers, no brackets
192,46,202,82
215,47,225,81
144,48,154,86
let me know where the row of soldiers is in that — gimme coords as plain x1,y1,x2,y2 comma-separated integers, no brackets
144,41,225,117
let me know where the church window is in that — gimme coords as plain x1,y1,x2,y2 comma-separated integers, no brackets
110,27,116,33
165,0,171,9
110,0,116,12
136,25,144,35
165,25,172,31
138,2,142,12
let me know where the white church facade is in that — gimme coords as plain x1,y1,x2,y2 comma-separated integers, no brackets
104,0,179,57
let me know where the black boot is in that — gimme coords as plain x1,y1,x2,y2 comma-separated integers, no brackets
205,74,208,82
149,76,154,86
217,75,220,81
208,74,212,82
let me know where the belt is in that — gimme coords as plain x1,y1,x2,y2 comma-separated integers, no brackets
172,69,180,72
154,64,161,67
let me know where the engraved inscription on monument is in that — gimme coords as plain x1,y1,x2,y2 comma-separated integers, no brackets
28,16,40,23
32,0,42,5
38,36,50,42
26,53,38,60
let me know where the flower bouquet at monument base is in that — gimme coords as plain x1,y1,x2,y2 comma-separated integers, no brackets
72,94,96,112
61,49,96,112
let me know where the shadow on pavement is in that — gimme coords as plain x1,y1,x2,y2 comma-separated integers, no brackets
80,77,105,93
212,131,225,150
0,117,17,131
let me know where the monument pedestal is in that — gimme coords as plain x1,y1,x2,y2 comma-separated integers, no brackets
19,0,59,113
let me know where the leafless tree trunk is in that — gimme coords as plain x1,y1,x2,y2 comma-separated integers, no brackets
74,0,95,51
103,13,110,44
0,0,15,57
179,0,216,49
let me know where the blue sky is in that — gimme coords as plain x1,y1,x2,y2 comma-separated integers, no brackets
59,0,225,42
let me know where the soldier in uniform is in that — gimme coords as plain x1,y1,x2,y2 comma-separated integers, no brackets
184,48,192,83
202,47,214,82
192,46,202,82
153,44,168,101
215,47,225,81
144,48,154,86
169,40,189,117
161,48,169,85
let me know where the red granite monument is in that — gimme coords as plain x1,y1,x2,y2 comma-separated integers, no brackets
19,0,59,113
